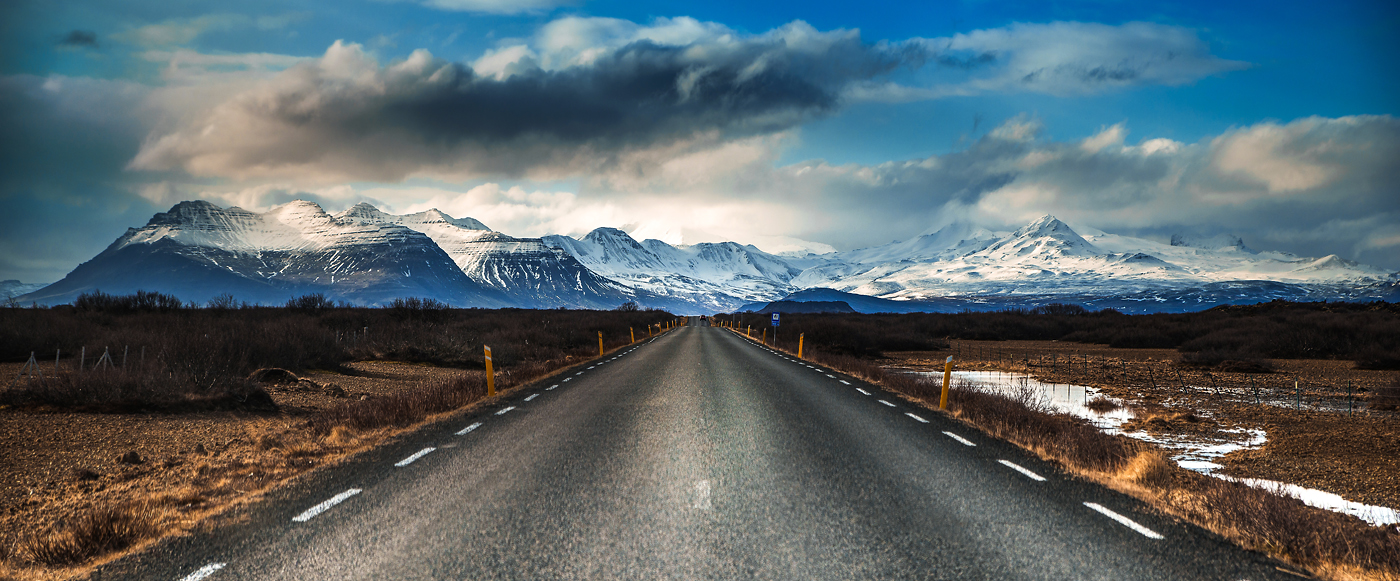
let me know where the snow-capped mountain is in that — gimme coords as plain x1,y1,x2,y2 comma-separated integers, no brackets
22,200,510,307
18,202,1397,313
542,228,803,311
787,215,1394,304
334,203,646,309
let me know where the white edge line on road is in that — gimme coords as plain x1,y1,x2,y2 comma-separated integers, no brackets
1083,502,1164,539
905,413,928,423
856,388,870,395
524,394,539,401
879,400,897,407
455,422,483,435
839,380,850,385
292,488,361,522
178,562,226,581
998,459,1046,481
943,431,976,446
395,447,436,467
546,384,559,390
496,406,516,415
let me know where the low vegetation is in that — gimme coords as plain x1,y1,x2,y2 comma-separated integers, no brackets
725,300,1400,368
1,292,674,411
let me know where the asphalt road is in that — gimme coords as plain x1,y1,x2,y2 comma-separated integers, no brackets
96,322,1299,580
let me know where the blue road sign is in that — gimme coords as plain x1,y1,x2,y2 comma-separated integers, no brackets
771,313,780,326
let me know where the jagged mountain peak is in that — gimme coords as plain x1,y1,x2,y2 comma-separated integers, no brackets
1013,215,1077,238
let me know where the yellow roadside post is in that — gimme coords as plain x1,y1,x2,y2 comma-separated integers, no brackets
630,327,635,343
761,328,767,345
598,331,603,357
746,325,751,337
798,333,804,359
939,356,953,410
485,345,495,397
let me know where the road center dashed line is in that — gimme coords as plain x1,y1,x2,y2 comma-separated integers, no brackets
575,372,584,376
693,480,712,509
905,413,929,423
546,384,559,390
178,563,226,581
839,380,850,385
856,388,871,395
496,406,516,415
826,374,836,378
942,431,977,446
563,377,572,382
456,422,483,435
395,447,436,467
1084,502,1164,539
292,488,361,523
998,460,1047,481
524,394,539,401
878,400,897,407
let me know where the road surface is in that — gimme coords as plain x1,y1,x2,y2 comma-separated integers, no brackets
96,322,1298,580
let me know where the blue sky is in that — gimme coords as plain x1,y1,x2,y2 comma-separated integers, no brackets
2,0,1397,283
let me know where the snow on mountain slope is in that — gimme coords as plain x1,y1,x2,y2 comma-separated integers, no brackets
1082,229,1392,284
543,228,804,309
25,200,509,307
787,215,1394,302
334,205,653,309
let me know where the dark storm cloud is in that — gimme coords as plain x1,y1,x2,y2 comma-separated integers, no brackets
132,25,932,182
58,29,98,48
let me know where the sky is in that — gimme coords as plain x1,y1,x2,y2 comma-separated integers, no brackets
2,0,1398,284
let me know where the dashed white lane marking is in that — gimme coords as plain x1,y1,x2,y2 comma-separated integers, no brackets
878,400,897,407
178,562,226,581
826,374,836,378
906,413,929,423
455,422,483,435
524,394,539,401
857,388,871,395
563,377,572,382
588,366,595,369
395,447,436,467
496,406,516,415
292,488,362,522
546,384,559,390
839,380,850,385
942,431,976,446
1084,502,1164,539
575,372,584,376
999,460,1047,481
694,480,712,509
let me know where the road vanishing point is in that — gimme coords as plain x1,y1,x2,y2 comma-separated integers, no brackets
97,320,1300,580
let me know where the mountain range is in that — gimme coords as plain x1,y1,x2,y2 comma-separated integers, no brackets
14,201,1399,313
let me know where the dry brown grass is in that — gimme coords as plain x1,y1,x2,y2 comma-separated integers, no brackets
17,504,162,567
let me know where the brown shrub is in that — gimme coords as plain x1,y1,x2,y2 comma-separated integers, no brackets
1188,477,1400,573
1120,451,1175,490
1085,397,1122,413
19,504,162,566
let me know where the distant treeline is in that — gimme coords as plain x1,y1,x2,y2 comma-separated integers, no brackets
723,301,1400,369
0,292,676,410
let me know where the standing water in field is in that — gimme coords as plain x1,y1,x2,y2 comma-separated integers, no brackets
920,370,1400,527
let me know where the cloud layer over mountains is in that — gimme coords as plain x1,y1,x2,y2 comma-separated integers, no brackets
2,13,1397,283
